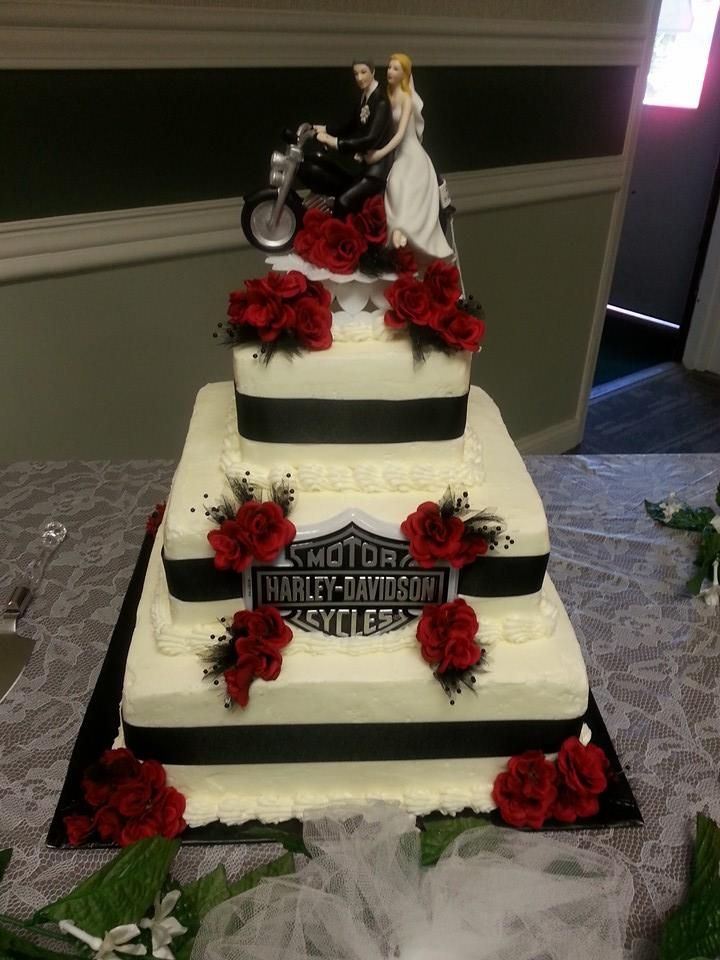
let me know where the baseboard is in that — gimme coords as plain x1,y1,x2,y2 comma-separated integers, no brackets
516,416,583,455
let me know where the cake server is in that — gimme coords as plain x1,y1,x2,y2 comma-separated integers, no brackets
0,520,67,703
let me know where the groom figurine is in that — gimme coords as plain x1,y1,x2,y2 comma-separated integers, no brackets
315,59,394,218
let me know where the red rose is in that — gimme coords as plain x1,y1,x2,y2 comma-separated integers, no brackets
81,775,112,809
432,309,485,352
94,805,123,843
259,270,308,300
401,501,466,568
234,500,296,563
64,814,94,846
551,783,601,824
384,274,439,330
348,194,387,246
152,786,186,838
232,605,293,679
556,738,609,797
315,218,368,274
224,659,256,708
293,209,331,261
424,260,461,309
303,278,332,308
227,281,294,342
492,751,558,829
293,295,333,351
242,280,295,341
207,519,254,573
416,598,481,674
224,606,293,707
100,748,141,783
392,247,418,276
112,777,152,818
140,758,167,793
119,811,160,847
451,531,489,567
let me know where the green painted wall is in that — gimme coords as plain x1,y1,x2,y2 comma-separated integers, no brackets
462,193,615,440
0,191,614,461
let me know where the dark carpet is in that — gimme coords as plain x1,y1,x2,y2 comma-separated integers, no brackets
578,363,720,454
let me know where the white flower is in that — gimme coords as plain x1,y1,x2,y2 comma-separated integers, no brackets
59,920,146,959
710,515,720,533
139,890,188,960
700,558,720,608
659,492,683,520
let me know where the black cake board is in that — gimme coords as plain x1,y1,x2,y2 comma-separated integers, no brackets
47,534,642,848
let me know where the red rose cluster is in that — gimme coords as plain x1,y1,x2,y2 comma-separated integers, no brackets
64,748,186,847
294,195,391,274
208,499,296,574
492,737,611,829
385,261,484,352
416,598,482,674
401,500,489,569
228,270,332,350
223,606,293,708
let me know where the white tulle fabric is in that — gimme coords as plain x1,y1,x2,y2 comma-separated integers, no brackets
191,804,632,960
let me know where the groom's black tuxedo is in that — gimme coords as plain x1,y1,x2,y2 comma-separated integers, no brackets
328,85,394,181
326,85,394,216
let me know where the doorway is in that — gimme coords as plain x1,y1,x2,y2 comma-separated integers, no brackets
593,0,720,389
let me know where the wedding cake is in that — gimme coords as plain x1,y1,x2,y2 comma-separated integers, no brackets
120,58,590,828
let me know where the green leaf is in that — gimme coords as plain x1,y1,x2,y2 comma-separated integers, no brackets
645,498,716,532
690,815,720,900
687,570,707,595
0,920,85,960
227,851,295,897
174,864,231,929
660,815,720,960
0,849,11,883
420,817,489,866
239,825,309,856
660,887,720,960
33,836,179,938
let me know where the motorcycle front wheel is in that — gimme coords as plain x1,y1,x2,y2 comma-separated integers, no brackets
241,189,304,253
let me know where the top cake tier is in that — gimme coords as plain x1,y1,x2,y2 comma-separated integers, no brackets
230,257,477,477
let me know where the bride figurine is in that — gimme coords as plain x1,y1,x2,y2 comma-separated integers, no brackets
365,53,453,261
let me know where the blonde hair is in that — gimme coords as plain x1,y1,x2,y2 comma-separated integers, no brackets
388,52,412,93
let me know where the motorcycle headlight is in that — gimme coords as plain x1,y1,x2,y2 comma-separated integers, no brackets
269,167,286,188
270,151,287,169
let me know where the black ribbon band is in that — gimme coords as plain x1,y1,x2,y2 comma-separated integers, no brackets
123,714,584,765
162,551,550,603
458,553,549,597
235,390,469,444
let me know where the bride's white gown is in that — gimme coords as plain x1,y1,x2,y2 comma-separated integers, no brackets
384,100,453,261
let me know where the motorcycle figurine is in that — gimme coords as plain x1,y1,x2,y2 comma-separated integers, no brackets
241,122,358,253
241,122,458,264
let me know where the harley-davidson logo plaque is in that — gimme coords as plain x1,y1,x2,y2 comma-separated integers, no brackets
246,511,456,638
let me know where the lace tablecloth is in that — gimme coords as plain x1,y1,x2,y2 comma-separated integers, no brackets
1,455,719,959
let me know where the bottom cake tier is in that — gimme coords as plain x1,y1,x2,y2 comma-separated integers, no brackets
120,532,589,827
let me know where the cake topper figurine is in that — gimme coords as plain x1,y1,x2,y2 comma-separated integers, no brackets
314,58,395,219
364,53,453,261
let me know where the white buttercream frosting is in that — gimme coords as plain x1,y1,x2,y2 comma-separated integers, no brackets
221,418,484,492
